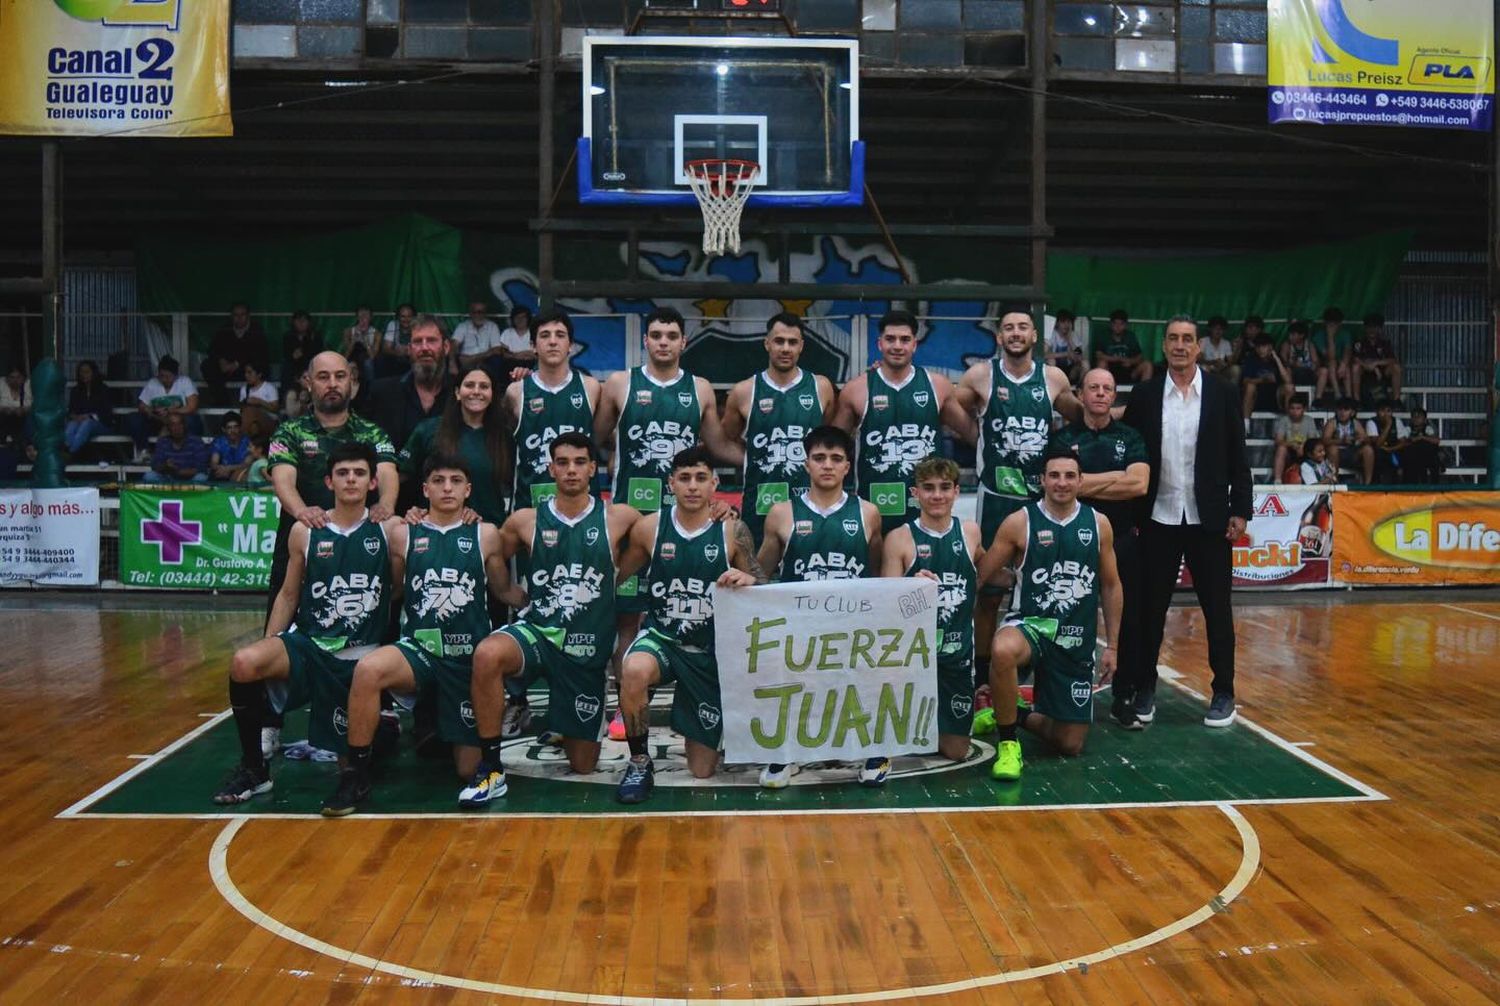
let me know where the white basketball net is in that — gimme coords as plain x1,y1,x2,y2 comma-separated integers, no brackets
685,159,760,257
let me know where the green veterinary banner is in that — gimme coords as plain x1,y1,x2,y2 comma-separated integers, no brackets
119,486,280,589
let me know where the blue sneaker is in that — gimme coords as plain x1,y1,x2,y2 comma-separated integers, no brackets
457,765,508,808
616,755,654,804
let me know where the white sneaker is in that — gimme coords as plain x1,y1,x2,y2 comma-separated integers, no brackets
501,703,533,739
260,726,282,760
759,763,794,789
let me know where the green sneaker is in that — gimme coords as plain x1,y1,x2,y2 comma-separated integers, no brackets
991,739,1023,781
971,706,997,736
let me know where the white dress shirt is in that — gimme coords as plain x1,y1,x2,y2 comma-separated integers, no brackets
452,319,502,358
1152,366,1203,526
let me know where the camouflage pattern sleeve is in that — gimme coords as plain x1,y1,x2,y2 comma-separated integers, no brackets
265,416,303,471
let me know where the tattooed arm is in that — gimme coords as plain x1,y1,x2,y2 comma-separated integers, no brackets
720,517,767,586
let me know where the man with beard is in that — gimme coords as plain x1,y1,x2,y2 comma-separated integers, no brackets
365,315,457,512
720,312,836,544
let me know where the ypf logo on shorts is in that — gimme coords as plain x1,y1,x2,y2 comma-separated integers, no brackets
697,703,722,731
333,706,350,735
1071,680,1091,707
574,694,602,721
950,694,973,718
460,700,476,728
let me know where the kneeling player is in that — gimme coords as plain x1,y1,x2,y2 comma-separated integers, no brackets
881,455,984,761
976,444,1122,776
213,443,403,804
613,446,763,803
459,432,640,807
321,453,514,816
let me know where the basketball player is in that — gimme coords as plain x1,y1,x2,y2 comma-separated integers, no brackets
320,453,515,816
756,425,886,788
611,446,764,803
974,444,1123,776
212,443,402,804
458,432,640,807
881,455,984,761
720,312,836,544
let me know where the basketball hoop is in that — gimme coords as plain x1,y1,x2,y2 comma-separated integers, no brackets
684,158,760,256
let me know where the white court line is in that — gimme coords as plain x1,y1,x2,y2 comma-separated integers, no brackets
208,803,1262,1002
1440,602,1500,623
56,710,233,819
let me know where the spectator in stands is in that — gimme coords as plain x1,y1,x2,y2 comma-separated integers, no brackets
1318,307,1352,404
364,314,455,508
245,436,271,486
1094,308,1152,386
376,303,417,378
341,305,380,390
1365,399,1407,484
1198,316,1240,385
143,411,210,483
203,302,270,406
1044,309,1086,387
238,361,280,439
129,355,201,462
1299,439,1338,486
1350,312,1403,405
498,305,537,362
1271,394,1319,483
210,411,253,481
452,300,504,376
65,359,112,457
1239,334,1292,424
1402,405,1444,484
1321,396,1374,484
1280,320,1330,404
0,366,31,445
281,309,322,390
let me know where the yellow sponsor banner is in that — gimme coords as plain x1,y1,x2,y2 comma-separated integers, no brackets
0,0,230,137
1268,0,1493,130
1332,491,1500,585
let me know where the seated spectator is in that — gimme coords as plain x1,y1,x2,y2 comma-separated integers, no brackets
1350,313,1403,405
453,300,504,374
1044,309,1086,386
1198,315,1240,385
1,366,33,446
281,309,322,390
342,305,381,389
1365,399,1408,484
376,303,417,378
498,305,538,363
237,362,280,439
244,436,271,486
128,355,202,462
202,302,270,406
1317,307,1352,404
1298,439,1338,486
143,412,210,483
210,411,253,481
1240,334,1292,423
1094,308,1152,386
1272,394,1320,483
65,359,112,456
1321,396,1374,484
1401,405,1443,484
1279,320,1330,404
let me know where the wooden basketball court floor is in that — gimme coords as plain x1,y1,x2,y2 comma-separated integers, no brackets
1,591,1497,1004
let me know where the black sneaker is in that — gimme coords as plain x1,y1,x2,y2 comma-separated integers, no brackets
212,762,271,805
1204,692,1237,727
1133,686,1156,724
1110,696,1143,730
321,767,370,817
616,754,654,804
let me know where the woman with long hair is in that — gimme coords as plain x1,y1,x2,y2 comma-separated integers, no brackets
66,359,112,456
399,366,512,524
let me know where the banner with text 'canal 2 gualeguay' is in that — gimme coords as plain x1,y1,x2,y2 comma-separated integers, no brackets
1268,0,1493,131
715,579,940,764
0,0,230,137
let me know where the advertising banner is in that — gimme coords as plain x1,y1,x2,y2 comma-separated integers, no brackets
0,488,100,587
119,487,280,589
1268,0,1493,131
0,0,231,137
1178,488,1334,590
1332,491,1500,585
715,578,940,764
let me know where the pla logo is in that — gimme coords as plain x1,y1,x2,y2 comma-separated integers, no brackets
950,693,972,718
1078,528,1094,546
697,703,722,731
363,537,381,555
842,518,860,536
457,535,473,554
570,392,585,409
574,693,602,721
542,529,560,547
316,540,335,559
872,394,889,411
1370,504,1500,569
1070,680,1091,707
916,543,932,558
529,397,545,414
413,536,429,554
799,394,816,410
703,543,720,562
913,391,930,407
333,706,350,735
1036,529,1054,546
794,519,813,537
678,392,693,408
660,542,677,560
460,700,476,728
635,389,652,406
585,527,600,546
54,0,182,29
758,397,774,414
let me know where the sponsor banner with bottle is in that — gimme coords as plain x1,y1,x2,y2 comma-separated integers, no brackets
1179,488,1334,590
1332,491,1500,585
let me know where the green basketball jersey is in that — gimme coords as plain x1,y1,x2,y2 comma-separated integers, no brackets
612,367,701,513
856,367,940,519
523,497,615,665
779,492,870,581
401,521,490,660
1016,501,1101,661
513,370,593,508
295,516,390,652
979,359,1054,500
904,517,976,667
742,369,823,519
642,506,730,651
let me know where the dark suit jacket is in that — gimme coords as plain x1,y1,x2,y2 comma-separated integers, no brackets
1122,368,1252,530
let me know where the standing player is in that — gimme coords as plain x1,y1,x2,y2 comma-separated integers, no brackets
320,454,515,816
458,433,640,807
720,312,836,543
757,425,886,788
881,455,984,761
832,309,962,534
975,445,1123,775
503,309,600,510
612,447,764,804
213,443,403,804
